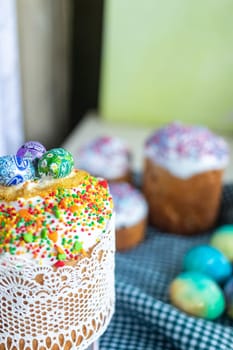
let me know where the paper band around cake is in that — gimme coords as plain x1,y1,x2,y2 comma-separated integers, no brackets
0,220,115,350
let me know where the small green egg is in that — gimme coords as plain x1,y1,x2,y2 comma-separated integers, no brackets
169,271,225,320
38,148,74,179
210,225,233,262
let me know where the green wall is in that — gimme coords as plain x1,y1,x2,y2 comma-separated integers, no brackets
99,0,233,132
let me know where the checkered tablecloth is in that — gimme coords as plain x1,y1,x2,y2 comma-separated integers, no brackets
100,184,233,350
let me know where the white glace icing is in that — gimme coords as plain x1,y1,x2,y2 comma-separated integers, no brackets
109,182,148,228
145,122,229,178
77,136,131,179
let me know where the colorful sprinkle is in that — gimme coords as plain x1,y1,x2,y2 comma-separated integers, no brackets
54,260,65,268
23,233,33,243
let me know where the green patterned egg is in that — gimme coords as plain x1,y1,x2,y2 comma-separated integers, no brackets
38,148,74,178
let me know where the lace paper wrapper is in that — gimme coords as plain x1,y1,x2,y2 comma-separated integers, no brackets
0,222,115,350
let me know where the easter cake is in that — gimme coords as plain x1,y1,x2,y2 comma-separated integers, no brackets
109,182,148,251
0,143,115,350
143,122,229,235
77,136,131,183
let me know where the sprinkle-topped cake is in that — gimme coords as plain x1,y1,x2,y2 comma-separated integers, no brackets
143,122,229,235
0,142,115,350
0,171,113,267
77,136,131,182
109,182,148,251
145,122,229,178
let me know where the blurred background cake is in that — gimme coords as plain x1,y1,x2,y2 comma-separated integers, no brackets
0,143,115,350
109,182,148,251
143,122,229,235
77,136,132,183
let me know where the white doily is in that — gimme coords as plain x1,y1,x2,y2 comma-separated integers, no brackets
0,225,115,350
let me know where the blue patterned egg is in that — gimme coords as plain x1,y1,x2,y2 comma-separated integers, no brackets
210,225,233,262
0,155,36,186
224,277,233,318
38,148,74,178
183,245,232,283
16,141,46,161
169,271,225,319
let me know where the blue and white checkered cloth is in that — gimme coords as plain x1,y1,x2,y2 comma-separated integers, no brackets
100,184,233,350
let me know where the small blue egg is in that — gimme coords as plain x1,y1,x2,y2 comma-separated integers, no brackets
0,155,36,186
183,245,232,283
169,271,225,319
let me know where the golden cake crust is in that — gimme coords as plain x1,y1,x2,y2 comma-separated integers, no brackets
116,218,147,251
108,170,132,184
143,158,223,235
0,169,89,201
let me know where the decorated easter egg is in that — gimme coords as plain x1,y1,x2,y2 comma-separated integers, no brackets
16,141,46,161
210,225,233,262
0,155,36,186
183,245,232,283
224,277,233,318
38,148,74,178
169,271,225,319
